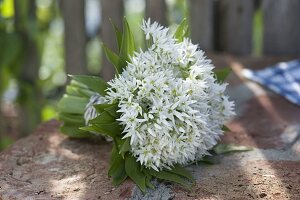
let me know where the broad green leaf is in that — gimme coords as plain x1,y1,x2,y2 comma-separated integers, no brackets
213,144,252,155
169,165,194,181
70,75,108,96
110,143,119,164
58,95,88,114
79,125,100,133
102,43,127,74
114,136,125,150
89,111,115,124
59,112,84,124
104,105,121,118
110,19,122,51
195,155,220,165
82,122,122,138
76,88,95,98
94,103,120,118
125,155,146,192
145,173,155,189
93,103,120,120
119,138,130,158
94,103,117,113
66,85,82,97
146,168,191,189
174,18,189,42
80,122,119,138
66,85,94,98
109,144,127,185
60,125,90,138
70,79,89,89
120,17,135,61
96,122,123,136
214,68,231,83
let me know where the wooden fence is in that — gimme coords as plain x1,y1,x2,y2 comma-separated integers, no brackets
191,0,300,55
62,0,300,81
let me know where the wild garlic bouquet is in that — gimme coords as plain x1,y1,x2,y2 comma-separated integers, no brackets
58,18,235,191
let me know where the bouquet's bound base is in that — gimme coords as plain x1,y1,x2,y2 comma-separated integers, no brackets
1,56,300,200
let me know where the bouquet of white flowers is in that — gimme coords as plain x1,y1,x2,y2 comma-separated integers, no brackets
58,18,235,191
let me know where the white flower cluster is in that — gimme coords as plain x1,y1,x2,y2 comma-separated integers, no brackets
105,20,235,171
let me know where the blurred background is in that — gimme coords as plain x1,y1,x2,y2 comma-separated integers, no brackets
0,0,299,150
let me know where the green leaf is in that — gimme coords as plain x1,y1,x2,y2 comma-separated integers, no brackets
110,19,122,51
89,111,115,124
70,75,108,96
80,122,121,138
94,103,120,118
174,18,189,42
110,143,119,164
58,95,88,114
212,144,252,155
104,105,121,118
94,103,116,113
97,121,123,135
119,138,131,158
195,155,220,165
214,68,231,83
66,85,82,97
146,168,191,189
119,17,135,61
79,126,109,138
59,112,84,124
70,79,89,89
109,144,128,185
60,125,91,138
145,173,155,189
169,165,194,181
125,155,146,192
66,85,95,98
102,43,127,74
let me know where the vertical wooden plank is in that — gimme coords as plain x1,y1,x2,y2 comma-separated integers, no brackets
145,0,167,26
189,0,214,51
100,0,124,81
217,0,254,55
262,0,300,55
62,0,87,75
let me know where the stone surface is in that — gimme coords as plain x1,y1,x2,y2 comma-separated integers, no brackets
1,55,300,199
0,120,134,200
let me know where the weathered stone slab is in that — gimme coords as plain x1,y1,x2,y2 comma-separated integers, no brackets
1,55,300,199
0,120,134,200
223,94,300,149
175,159,300,199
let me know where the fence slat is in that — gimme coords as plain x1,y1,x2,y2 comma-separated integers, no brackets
216,0,254,55
100,0,124,80
189,0,214,51
145,0,167,26
262,0,300,55
62,0,87,74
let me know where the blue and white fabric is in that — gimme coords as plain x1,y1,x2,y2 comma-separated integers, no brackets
242,60,300,106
